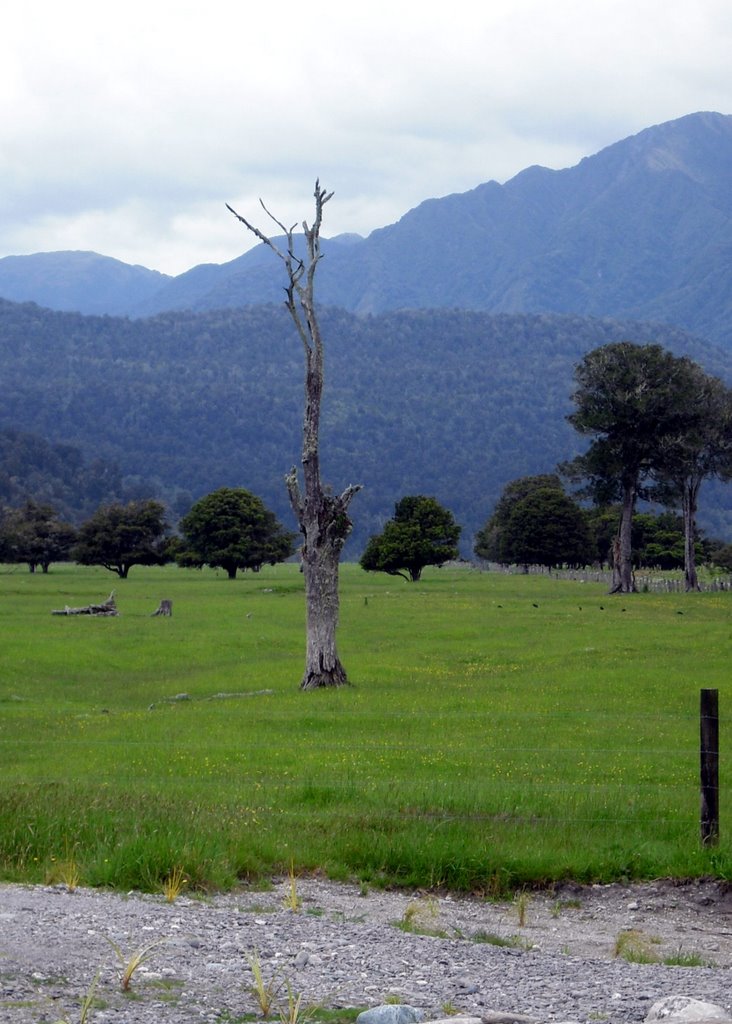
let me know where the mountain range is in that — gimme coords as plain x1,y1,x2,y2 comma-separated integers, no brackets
1,112,731,347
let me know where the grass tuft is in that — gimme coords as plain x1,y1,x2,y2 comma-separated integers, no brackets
104,935,166,991
162,865,188,903
470,930,530,949
662,948,714,967
247,950,281,1018
613,929,656,964
394,897,448,938
282,861,302,913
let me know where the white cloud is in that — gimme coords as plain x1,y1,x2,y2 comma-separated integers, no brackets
1,0,730,273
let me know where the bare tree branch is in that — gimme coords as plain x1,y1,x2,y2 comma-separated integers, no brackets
228,181,360,689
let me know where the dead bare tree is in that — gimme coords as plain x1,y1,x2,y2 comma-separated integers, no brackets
227,182,361,689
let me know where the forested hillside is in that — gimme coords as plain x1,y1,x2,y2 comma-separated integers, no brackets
3,298,732,552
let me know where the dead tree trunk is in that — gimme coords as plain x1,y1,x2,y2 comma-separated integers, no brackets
228,181,361,689
682,481,701,592
51,592,117,616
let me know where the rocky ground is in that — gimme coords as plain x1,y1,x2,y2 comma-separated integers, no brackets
1,876,731,1024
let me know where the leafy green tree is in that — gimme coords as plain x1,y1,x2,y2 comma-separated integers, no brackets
650,369,732,590
708,539,732,572
177,487,295,579
360,495,460,582
0,499,77,572
73,500,170,578
563,342,700,594
631,512,687,569
497,488,593,569
474,475,566,563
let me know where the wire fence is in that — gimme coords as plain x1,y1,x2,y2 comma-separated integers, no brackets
479,561,732,592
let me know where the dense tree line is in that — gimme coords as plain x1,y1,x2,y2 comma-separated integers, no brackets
0,428,122,522
0,489,296,578
474,475,714,574
563,343,732,592
474,342,732,588
3,299,732,555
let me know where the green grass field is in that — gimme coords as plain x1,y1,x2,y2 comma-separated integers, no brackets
0,562,729,894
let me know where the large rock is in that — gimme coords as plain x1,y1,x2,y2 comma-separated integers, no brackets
356,1007,426,1024
645,998,732,1023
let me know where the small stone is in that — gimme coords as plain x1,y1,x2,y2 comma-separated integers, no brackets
627,900,640,910
294,951,310,968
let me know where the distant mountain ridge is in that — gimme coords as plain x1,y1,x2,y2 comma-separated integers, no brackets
0,250,170,316
1,112,731,345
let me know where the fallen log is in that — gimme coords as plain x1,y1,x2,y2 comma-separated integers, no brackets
51,592,118,616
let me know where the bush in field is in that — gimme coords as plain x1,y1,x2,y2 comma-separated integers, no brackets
73,499,170,578
475,475,593,568
0,499,76,573
177,487,295,579
360,495,460,582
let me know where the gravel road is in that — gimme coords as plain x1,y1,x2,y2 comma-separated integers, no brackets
1,877,731,1024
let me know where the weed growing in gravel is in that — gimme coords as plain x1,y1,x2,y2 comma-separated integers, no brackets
162,865,188,903
104,936,166,991
282,862,301,913
59,860,80,893
52,971,100,1024
471,930,530,949
312,1011,364,1024
551,897,582,917
613,929,657,964
247,950,281,1017
395,897,447,938
662,948,714,967
514,890,530,927
440,1002,460,1016
279,981,315,1024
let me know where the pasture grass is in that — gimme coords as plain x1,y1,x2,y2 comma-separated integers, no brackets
0,561,730,894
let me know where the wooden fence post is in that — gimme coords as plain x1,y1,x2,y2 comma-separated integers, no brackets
700,688,719,846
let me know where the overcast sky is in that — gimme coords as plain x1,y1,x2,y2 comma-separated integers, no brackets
2,1,731,276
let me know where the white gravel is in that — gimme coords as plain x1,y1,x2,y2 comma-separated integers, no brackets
1,877,731,1024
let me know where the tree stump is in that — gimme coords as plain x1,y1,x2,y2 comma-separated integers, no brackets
151,599,173,617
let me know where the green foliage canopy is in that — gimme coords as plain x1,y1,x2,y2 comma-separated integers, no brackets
177,487,295,579
5,299,732,556
563,342,703,592
475,475,593,568
360,495,461,582
0,499,76,573
73,500,170,578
